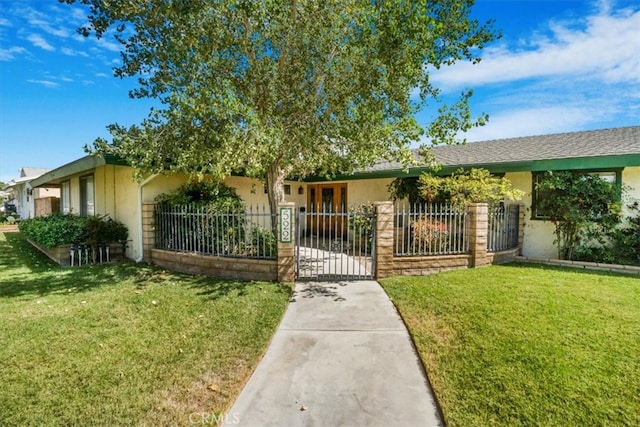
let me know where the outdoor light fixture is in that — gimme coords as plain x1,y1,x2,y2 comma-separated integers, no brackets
298,186,304,195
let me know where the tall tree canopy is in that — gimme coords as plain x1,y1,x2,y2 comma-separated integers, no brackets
64,0,497,215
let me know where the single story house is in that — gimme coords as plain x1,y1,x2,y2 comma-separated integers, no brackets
3,167,60,218
30,125,640,262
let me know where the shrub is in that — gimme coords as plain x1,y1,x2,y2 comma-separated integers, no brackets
248,226,277,258
535,171,621,260
19,214,128,249
610,201,640,265
348,203,375,253
410,218,450,253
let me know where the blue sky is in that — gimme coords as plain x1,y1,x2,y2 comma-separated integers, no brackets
1,0,639,183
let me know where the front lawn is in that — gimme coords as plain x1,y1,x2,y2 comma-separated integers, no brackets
380,264,640,427
0,232,290,426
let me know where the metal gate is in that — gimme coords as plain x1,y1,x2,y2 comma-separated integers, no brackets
296,205,376,280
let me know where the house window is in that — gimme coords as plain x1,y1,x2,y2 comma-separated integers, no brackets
79,175,94,217
61,181,71,214
532,170,621,220
284,184,291,195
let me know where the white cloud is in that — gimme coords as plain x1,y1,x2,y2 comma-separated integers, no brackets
96,38,121,53
26,33,55,51
0,17,11,27
432,6,640,89
26,79,59,88
28,19,70,38
0,46,27,61
463,107,596,142
61,47,88,57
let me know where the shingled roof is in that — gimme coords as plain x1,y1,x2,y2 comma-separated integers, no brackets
365,125,640,173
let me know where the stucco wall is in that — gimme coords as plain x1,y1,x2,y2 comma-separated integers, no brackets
622,167,640,215
343,178,394,206
504,171,557,259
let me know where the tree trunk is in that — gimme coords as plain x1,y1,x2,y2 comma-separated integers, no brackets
266,162,287,236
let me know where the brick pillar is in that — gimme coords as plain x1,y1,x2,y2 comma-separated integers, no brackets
517,202,526,256
277,202,296,283
374,201,394,279
467,203,489,268
142,202,156,262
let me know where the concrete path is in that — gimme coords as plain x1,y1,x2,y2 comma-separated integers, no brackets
225,280,443,427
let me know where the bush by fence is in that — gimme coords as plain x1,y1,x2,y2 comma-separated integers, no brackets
154,203,277,259
19,214,128,249
394,203,468,256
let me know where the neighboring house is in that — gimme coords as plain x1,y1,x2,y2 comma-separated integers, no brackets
3,167,60,218
30,126,640,261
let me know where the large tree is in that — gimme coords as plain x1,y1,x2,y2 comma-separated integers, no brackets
64,0,497,216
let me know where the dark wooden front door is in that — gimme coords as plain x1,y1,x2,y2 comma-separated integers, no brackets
306,183,347,236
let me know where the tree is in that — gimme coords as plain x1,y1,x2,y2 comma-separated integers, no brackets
64,0,498,219
535,171,621,260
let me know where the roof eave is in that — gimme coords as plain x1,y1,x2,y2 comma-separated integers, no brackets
30,154,129,187
305,153,640,182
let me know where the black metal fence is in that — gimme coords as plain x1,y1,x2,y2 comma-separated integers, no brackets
154,203,277,259
488,204,520,252
394,203,468,256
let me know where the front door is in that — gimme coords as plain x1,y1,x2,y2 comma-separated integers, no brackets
306,183,347,236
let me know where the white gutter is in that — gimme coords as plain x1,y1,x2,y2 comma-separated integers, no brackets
136,174,159,262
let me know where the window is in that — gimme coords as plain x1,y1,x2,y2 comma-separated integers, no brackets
79,175,94,217
532,170,621,220
61,181,71,214
284,184,291,195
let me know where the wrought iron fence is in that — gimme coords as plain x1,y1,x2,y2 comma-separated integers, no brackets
488,204,520,252
154,203,277,259
296,203,376,279
394,203,468,256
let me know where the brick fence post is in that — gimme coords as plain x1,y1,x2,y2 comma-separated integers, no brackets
467,203,489,268
374,201,394,279
277,202,296,283
517,202,526,256
142,202,156,262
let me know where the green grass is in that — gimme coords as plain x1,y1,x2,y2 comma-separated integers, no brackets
380,264,640,427
0,232,290,426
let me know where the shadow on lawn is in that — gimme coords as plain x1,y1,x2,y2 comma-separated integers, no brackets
0,232,290,300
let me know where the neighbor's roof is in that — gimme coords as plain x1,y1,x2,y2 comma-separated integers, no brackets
19,167,51,178
359,125,640,178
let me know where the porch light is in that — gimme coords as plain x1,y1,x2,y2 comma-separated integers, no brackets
298,186,304,195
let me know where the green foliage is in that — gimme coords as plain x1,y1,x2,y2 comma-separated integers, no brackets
248,226,278,258
18,214,128,248
348,203,375,252
67,0,498,218
388,177,429,204
0,212,19,224
154,180,277,258
535,171,621,260
412,168,524,206
155,180,243,210
575,201,640,266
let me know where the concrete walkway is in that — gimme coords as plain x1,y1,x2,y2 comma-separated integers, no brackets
225,280,443,426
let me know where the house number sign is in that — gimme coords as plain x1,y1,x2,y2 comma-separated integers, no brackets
279,207,293,243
